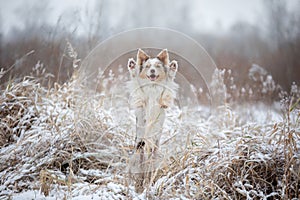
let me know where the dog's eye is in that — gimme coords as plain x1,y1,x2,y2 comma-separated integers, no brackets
156,64,162,68
146,65,150,68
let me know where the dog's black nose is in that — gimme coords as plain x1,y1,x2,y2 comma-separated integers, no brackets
150,69,155,73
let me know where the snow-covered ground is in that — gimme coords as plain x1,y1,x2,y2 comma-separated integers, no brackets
0,70,299,199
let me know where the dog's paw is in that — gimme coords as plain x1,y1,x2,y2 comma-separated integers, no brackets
128,58,137,78
169,60,178,71
168,60,178,79
128,58,136,70
136,140,145,150
161,105,168,109
160,94,172,108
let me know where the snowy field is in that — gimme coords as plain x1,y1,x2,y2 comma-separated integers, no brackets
0,65,299,199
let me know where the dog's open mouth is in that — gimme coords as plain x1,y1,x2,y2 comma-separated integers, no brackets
148,74,159,81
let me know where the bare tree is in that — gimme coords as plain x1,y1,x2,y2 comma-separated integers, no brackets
0,14,3,64
78,0,111,50
264,0,300,88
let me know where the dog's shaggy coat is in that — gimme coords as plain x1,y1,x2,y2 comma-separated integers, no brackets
127,49,178,152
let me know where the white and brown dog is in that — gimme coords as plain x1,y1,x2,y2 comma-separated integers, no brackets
127,49,178,154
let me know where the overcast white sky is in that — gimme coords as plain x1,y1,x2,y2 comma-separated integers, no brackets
0,0,297,39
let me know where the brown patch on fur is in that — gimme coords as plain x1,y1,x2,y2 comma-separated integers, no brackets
159,93,172,108
155,71,166,82
139,68,148,79
154,62,163,68
157,49,169,65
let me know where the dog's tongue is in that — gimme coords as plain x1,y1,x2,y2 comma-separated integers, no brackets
150,74,156,81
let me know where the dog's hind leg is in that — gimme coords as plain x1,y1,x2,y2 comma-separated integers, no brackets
145,106,166,154
153,107,165,152
133,106,147,192
135,106,146,148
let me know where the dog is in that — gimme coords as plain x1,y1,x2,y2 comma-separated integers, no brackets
127,49,178,155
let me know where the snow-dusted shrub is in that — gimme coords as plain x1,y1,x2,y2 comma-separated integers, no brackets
0,62,299,199
224,64,282,104
0,74,128,197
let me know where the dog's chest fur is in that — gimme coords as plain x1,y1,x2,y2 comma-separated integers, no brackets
142,84,165,103
127,79,178,108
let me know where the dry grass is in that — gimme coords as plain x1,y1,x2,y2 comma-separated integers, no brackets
0,66,299,199
0,73,129,198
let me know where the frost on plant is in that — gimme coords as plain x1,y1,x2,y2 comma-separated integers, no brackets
210,68,227,107
248,63,267,82
0,42,299,199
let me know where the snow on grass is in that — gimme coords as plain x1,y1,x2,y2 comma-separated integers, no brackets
0,69,299,199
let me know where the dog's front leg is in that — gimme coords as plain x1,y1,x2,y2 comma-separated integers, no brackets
135,106,146,149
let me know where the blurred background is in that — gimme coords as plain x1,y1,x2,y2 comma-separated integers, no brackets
0,0,299,93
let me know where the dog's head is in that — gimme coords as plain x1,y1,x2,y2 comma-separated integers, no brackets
128,49,178,82
138,49,168,82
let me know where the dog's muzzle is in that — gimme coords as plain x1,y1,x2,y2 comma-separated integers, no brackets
148,73,159,81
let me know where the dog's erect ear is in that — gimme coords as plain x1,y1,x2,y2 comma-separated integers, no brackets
169,60,178,72
127,58,136,70
157,49,169,65
137,49,149,66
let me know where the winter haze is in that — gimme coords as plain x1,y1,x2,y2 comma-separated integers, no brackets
0,0,299,199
